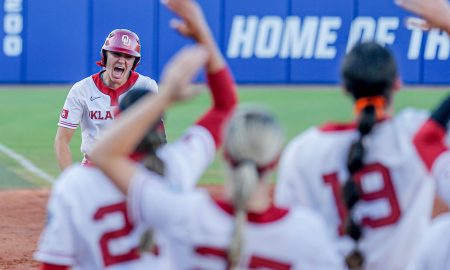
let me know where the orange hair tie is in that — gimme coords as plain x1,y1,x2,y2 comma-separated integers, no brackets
354,96,386,119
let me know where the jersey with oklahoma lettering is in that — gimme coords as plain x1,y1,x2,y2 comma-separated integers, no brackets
275,108,436,270
126,167,346,270
34,125,215,270
58,71,158,156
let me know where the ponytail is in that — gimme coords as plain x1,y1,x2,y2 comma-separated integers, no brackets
343,102,381,269
223,105,285,269
228,161,259,270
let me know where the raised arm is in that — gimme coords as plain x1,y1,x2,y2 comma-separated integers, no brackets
413,95,450,171
90,46,208,194
414,94,450,208
396,0,450,34
165,0,238,148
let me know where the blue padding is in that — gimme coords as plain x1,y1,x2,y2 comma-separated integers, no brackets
25,0,89,83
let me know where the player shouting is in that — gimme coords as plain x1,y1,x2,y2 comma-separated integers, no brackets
90,1,345,269
34,0,237,268
54,29,161,170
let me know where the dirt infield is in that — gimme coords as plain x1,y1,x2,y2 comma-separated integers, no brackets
0,189,49,270
0,187,447,269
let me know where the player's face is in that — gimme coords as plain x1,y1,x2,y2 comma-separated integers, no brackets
103,51,136,89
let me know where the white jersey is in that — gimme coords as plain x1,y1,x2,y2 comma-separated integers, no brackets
35,125,215,269
275,108,435,270
409,213,450,270
126,168,346,270
58,71,158,156
429,151,450,207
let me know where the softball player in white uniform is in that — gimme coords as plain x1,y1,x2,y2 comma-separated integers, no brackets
37,0,239,267
275,42,437,270
55,29,158,170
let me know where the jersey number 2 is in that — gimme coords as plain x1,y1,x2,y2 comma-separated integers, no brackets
94,202,139,267
323,162,401,235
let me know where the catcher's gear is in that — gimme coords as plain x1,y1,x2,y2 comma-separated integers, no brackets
97,29,141,70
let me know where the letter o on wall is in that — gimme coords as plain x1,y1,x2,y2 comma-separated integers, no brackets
255,16,283,58
3,35,22,56
4,13,23,34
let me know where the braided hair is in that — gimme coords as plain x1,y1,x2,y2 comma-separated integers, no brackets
223,105,284,269
340,42,397,269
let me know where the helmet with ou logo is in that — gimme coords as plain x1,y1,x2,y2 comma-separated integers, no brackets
97,29,141,70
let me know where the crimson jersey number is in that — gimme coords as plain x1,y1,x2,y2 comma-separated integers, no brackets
323,163,401,235
93,201,139,267
195,247,291,269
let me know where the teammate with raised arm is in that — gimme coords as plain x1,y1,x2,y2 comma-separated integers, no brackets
35,89,169,270
34,1,238,268
274,42,439,270
91,1,345,269
409,93,450,270
54,29,161,170
390,1,450,269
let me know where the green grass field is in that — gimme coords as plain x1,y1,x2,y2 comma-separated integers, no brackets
0,86,448,188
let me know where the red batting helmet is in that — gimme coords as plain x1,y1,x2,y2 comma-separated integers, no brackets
97,29,141,70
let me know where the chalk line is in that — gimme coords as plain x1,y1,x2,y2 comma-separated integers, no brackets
0,143,55,184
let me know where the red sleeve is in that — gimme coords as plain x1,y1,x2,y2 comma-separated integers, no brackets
413,119,448,171
196,67,238,148
40,263,69,270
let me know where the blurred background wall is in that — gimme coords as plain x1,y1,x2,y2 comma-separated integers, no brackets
1,0,449,84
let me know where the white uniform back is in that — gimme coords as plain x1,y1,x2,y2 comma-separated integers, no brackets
127,168,346,270
58,71,158,156
275,108,435,270
35,125,215,269
409,213,450,270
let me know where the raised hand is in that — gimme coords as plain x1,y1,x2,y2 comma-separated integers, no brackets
160,45,208,102
396,0,450,32
163,0,212,44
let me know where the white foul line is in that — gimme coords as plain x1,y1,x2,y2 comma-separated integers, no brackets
0,143,55,184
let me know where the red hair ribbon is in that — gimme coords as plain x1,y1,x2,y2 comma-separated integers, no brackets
223,150,279,175
354,96,386,119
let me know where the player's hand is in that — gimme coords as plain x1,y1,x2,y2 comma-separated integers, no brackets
159,45,208,102
163,0,212,44
395,0,450,31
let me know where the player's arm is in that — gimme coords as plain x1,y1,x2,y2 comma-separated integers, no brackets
54,127,76,170
414,94,450,207
413,94,450,171
396,0,450,34
90,46,208,194
55,86,83,170
165,0,238,149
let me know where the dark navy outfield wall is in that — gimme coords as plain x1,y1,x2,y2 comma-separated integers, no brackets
1,0,449,84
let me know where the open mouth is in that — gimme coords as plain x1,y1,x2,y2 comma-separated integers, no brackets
112,67,125,79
